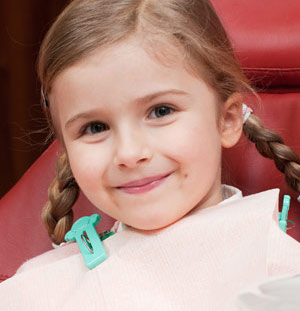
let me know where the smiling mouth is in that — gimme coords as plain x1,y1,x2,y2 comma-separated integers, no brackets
115,172,172,194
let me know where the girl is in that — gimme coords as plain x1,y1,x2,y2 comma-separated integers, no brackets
1,0,300,310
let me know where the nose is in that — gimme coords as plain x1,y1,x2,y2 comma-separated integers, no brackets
113,125,152,169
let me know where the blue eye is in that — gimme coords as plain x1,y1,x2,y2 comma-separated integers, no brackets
149,105,174,119
84,122,109,135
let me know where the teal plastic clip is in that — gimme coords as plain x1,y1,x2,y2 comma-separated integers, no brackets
65,214,108,269
279,195,291,233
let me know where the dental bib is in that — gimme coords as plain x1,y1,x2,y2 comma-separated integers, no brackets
1,189,300,311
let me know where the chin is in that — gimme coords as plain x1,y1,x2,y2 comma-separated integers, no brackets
127,214,181,231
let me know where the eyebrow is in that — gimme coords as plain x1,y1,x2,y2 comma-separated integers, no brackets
135,89,189,104
65,88,189,129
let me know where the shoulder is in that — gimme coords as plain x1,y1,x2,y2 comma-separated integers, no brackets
17,242,80,274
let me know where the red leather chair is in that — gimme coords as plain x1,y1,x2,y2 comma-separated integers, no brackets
1,0,300,283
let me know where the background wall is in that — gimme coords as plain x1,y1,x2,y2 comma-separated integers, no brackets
0,0,68,198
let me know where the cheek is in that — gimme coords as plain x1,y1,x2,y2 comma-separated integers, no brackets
66,143,109,191
157,117,222,168
162,120,222,208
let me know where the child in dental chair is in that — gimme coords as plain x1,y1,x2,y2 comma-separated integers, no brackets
1,0,300,310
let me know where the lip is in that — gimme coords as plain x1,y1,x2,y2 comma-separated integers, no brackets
115,172,172,194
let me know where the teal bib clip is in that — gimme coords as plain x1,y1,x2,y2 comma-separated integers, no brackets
65,214,111,269
279,195,291,233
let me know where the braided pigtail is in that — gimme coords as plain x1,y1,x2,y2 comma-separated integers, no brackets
42,152,79,245
243,113,300,193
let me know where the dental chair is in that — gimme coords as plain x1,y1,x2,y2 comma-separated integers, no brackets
1,0,300,282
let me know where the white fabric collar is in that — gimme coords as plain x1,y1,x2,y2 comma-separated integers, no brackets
221,184,242,204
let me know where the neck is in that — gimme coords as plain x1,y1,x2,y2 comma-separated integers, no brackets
189,171,223,216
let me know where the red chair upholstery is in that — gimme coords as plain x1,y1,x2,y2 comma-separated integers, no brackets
214,0,300,242
1,0,300,282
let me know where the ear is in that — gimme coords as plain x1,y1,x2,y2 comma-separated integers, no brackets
219,93,243,148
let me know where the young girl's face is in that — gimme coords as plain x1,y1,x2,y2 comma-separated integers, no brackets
49,37,239,230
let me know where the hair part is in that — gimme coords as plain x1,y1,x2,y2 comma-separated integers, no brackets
38,0,252,100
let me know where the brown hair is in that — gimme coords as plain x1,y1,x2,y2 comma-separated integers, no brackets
39,0,300,244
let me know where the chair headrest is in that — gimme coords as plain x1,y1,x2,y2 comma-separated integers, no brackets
212,0,300,87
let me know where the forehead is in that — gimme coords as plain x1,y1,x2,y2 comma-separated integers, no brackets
50,35,205,99
49,35,218,126
76,36,189,75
